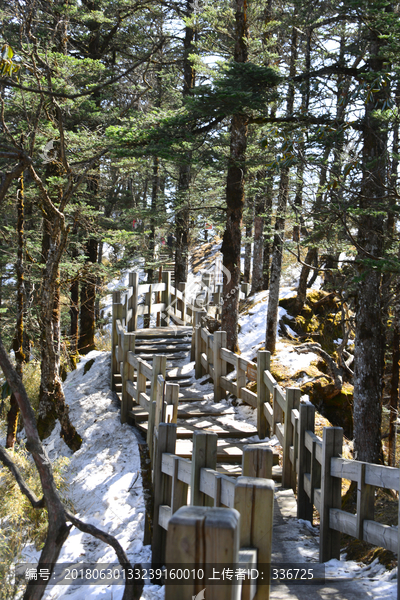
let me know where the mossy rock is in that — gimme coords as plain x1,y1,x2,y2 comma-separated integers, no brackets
343,538,397,570
83,358,96,375
301,379,353,437
279,290,342,353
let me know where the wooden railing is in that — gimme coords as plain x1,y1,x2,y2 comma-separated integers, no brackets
153,425,274,600
111,270,400,599
193,317,400,590
111,291,179,460
117,269,250,331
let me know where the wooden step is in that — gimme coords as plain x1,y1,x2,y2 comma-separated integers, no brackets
137,420,257,439
129,406,234,423
135,327,192,339
134,345,191,354
136,352,188,361
134,339,191,347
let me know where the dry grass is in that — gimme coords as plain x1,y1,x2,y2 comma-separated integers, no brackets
0,443,72,598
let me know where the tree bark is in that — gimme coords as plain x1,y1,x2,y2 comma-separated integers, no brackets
388,87,400,466
262,176,273,290
353,30,388,464
174,0,195,284
244,214,252,284
38,214,82,451
251,175,265,293
221,0,248,352
6,170,26,449
265,29,297,353
78,238,98,354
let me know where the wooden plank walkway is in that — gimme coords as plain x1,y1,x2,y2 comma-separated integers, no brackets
122,325,283,480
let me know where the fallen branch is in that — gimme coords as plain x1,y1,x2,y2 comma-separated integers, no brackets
294,342,343,392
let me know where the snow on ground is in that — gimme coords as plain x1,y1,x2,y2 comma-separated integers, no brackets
22,351,165,600
238,288,319,375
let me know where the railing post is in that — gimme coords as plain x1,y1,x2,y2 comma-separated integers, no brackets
242,443,273,479
236,354,246,399
214,283,223,317
161,270,171,327
213,330,227,402
320,426,343,562
202,272,212,312
154,375,165,431
152,423,177,567
256,350,270,439
148,355,167,456
194,309,207,378
241,282,251,298
234,476,274,599
111,291,121,391
164,381,179,423
121,332,136,425
297,401,315,521
356,462,375,541
282,387,301,489
178,282,187,324
165,506,240,600
171,455,188,514
127,272,138,332
191,431,218,507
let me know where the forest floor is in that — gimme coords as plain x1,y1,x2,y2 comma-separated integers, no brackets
13,243,398,599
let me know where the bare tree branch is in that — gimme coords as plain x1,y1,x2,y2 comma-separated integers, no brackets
0,445,45,509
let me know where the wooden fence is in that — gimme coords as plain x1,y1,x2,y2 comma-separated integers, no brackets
193,317,400,598
111,291,179,460
153,425,274,600
110,271,400,599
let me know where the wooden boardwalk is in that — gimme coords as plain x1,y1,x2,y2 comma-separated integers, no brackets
117,325,282,479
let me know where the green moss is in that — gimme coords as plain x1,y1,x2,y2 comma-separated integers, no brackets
301,378,354,437
279,290,343,354
83,358,95,375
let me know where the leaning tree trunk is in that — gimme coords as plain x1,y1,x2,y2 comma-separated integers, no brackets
221,0,248,352
6,170,26,448
353,31,388,465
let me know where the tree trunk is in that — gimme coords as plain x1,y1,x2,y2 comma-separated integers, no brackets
6,170,26,449
262,177,273,290
145,157,160,327
221,0,248,352
37,214,82,452
244,214,252,284
294,155,329,313
69,219,79,358
174,0,195,284
353,31,388,464
388,87,400,467
389,302,399,466
265,28,297,353
175,166,190,284
251,176,265,293
78,238,98,354
265,166,289,353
